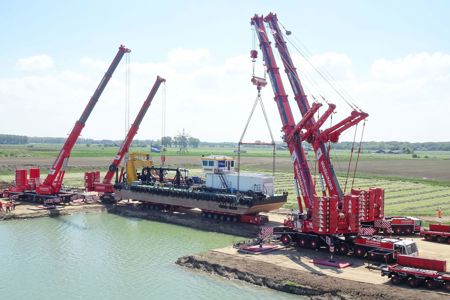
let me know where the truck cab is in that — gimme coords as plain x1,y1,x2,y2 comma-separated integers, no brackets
394,240,418,256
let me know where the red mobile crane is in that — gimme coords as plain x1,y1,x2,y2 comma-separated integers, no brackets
251,14,417,259
264,14,423,237
4,45,130,202
84,76,166,199
250,15,316,216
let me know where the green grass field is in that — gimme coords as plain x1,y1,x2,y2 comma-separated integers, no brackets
2,144,450,160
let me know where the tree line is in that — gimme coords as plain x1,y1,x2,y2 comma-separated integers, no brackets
0,134,28,144
1,133,450,151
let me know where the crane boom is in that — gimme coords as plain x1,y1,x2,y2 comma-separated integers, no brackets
251,15,316,212
93,76,166,193
36,45,131,195
264,13,368,203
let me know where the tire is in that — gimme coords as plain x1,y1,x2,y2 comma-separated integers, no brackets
310,239,319,250
297,237,307,248
444,281,450,292
424,235,433,241
280,234,291,245
368,252,379,261
436,236,447,243
354,247,366,258
391,275,403,285
393,226,403,235
407,277,420,288
425,279,438,290
337,244,349,255
404,226,413,235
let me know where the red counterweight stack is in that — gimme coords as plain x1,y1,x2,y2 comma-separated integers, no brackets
342,194,360,233
312,196,339,234
15,169,29,192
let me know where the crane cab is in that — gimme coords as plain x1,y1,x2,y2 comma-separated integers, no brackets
201,155,235,174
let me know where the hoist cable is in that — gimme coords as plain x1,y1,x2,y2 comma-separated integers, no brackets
351,120,366,189
124,52,131,137
279,21,359,109
161,82,167,166
343,124,358,193
277,21,359,111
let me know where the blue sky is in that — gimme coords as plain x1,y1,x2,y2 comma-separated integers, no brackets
1,1,450,142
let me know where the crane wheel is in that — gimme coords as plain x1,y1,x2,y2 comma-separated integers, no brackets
404,226,412,235
297,237,307,248
280,234,291,245
368,252,379,261
337,244,349,255
390,276,403,285
354,247,366,258
393,227,403,235
310,239,319,250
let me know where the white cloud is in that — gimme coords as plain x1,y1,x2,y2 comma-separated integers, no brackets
80,57,108,70
167,48,211,67
16,54,55,71
371,52,450,81
1,49,450,143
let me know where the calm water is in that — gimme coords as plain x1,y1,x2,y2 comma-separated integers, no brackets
0,213,302,300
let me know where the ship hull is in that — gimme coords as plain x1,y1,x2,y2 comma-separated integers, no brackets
116,186,286,215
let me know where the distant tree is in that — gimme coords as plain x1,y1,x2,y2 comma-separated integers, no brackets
161,136,172,147
0,134,28,144
188,137,200,148
174,129,189,153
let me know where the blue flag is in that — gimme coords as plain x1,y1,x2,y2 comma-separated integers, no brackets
151,145,161,153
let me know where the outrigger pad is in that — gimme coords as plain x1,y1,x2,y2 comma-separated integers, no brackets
311,258,351,268
238,244,282,255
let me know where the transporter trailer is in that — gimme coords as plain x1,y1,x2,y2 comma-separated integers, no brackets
421,224,450,244
381,254,450,291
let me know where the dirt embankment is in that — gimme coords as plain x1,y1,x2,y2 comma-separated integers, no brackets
109,204,259,238
177,251,446,300
0,202,108,221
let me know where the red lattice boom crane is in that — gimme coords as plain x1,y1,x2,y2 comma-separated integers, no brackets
4,45,130,202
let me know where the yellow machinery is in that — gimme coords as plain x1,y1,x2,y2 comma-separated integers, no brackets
125,152,154,184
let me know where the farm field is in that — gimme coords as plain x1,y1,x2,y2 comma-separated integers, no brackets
1,144,449,220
